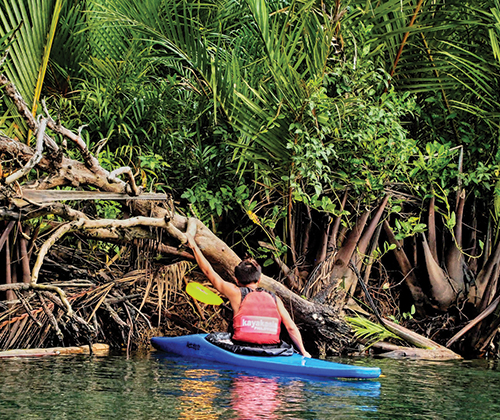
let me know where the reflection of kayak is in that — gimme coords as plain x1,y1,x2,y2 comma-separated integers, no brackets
151,334,381,379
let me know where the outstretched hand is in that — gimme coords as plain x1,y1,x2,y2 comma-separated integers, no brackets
185,218,199,248
184,232,197,250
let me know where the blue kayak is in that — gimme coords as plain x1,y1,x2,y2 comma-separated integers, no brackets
151,334,381,379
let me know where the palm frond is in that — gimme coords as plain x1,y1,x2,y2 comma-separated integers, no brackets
0,0,61,141
31,0,63,116
47,1,91,89
354,0,500,130
346,315,403,348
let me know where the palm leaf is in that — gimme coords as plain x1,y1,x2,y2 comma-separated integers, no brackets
31,0,63,116
88,0,215,94
356,0,500,129
46,1,90,91
346,315,403,348
229,0,339,172
0,0,61,141
89,0,341,199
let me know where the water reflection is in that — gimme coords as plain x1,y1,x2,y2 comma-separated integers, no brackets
231,375,283,419
177,369,222,419
228,372,381,419
157,355,382,419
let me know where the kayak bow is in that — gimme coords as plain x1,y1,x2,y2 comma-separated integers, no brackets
151,334,381,379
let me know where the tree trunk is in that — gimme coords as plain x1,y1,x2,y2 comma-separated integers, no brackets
346,196,389,296
428,195,438,262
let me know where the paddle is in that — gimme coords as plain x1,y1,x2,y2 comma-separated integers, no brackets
186,282,224,305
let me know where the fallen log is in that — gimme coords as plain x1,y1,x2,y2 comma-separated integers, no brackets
371,342,462,360
375,318,462,360
0,343,110,358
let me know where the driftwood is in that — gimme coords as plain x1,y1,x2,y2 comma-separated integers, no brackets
371,341,462,360
21,189,169,203
0,343,110,358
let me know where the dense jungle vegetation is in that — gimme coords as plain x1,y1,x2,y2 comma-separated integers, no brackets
1,0,500,358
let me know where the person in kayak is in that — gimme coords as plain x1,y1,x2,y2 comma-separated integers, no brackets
185,233,311,357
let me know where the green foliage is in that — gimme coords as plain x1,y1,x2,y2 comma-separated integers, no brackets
74,53,165,150
138,152,170,188
408,141,458,194
0,0,64,140
71,0,436,255
96,200,121,219
5,0,500,271
181,183,250,227
388,304,416,324
351,0,500,203
346,315,402,348
372,241,397,261
392,217,427,241
0,26,17,59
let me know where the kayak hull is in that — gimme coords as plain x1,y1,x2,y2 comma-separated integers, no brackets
151,334,381,379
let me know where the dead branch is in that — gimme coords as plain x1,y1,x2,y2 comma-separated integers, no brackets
0,75,59,153
1,75,140,195
31,219,86,285
13,289,42,328
0,282,30,292
31,283,74,316
39,293,63,341
5,117,48,184
108,167,141,196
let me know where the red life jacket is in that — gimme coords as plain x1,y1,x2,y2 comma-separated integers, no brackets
232,288,281,345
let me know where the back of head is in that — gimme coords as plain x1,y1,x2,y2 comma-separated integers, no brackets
234,258,262,285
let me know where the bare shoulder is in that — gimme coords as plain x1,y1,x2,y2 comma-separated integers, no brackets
221,281,241,311
221,280,240,300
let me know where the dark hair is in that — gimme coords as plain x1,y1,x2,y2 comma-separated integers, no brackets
234,258,262,285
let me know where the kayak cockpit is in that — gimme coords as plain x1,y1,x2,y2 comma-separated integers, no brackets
205,332,294,357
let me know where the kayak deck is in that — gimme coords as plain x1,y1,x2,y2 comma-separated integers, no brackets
151,334,381,379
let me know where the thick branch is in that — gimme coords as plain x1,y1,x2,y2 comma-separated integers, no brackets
31,219,86,284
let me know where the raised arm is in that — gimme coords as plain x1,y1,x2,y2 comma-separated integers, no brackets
185,234,240,310
276,298,311,357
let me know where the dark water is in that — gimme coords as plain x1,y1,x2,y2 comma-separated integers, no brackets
0,350,499,419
